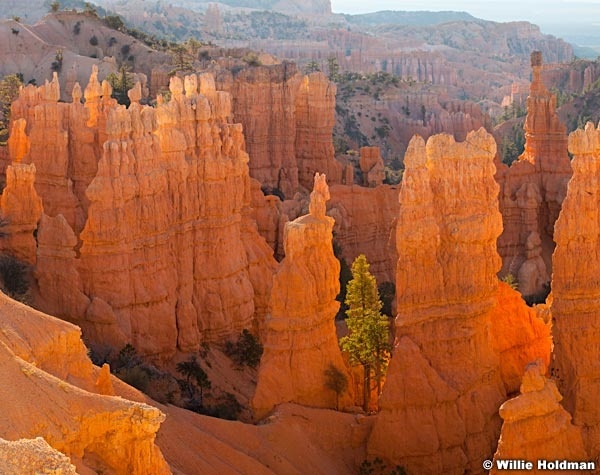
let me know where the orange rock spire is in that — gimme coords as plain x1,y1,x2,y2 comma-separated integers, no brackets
252,173,353,418
551,121,600,458
496,51,571,299
491,360,589,474
369,129,551,473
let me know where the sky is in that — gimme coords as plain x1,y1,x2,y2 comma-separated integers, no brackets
330,0,600,28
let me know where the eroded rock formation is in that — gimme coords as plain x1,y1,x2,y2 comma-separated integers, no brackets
551,121,600,458
369,129,552,473
358,146,385,187
496,52,571,299
489,282,551,394
0,291,170,475
252,174,353,418
223,65,343,198
0,437,78,475
368,130,506,473
7,69,276,359
0,162,43,264
492,360,589,474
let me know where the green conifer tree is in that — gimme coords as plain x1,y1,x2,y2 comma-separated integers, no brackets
340,254,391,412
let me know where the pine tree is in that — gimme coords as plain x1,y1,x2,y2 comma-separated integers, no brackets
340,254,391,412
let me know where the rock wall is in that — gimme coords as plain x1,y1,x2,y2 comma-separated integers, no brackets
295,73,343,188
551,121,600,458
496,52,571,298
0,291,170,475
328,183,399,284
252,174,353,418
492,360,589,474
368,129,552,473
221,65,343,198
7,69,276,359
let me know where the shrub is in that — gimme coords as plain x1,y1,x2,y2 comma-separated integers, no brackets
89,35,98,46
224,329,263,368
0,254,29,299
117,366,150,392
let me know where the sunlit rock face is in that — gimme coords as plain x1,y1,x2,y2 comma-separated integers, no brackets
369,129,551,474
7,69,276,359
551,121,600,459
252,174,353,419
491,360,589,475
0,291,171,475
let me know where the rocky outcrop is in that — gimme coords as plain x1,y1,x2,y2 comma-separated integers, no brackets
0,437,78,475
295,73,343,188
489,282,552,394
226,63,302,198
496,52,571,299
7,70,276,359
492,360,589,474
0,162,43,264
368,128,552,473
368,130,507,473
551,121,600,458
358,146,384,187
0,291,170,475
252,174,353,418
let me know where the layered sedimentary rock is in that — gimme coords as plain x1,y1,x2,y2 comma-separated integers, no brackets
295,73,343,188
7,70,276,359
0,162,43,264
0,291,170,475
369,130,511,473
496,52,571,298
369,129,554,473
492,361,589,474
328,183,399,284
252,174,353,418
226,63,302,198
223,65,343,198
551,121,600,458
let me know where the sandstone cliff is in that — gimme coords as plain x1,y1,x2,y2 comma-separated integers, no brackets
368,130,506,473
252,174,353,418
492,360,589,475
0,290,170,475
369,129,551,473
216,64,344,198
551,121,600,458
7,69,276,359
496,52,571,299
328,183,399,284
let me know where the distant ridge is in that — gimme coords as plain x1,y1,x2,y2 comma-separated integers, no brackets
344,10,477,26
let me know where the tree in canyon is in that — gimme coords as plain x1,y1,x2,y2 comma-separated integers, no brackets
340,254,391,411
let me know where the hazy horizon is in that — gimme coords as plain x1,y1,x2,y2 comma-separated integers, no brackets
330,0,600,28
